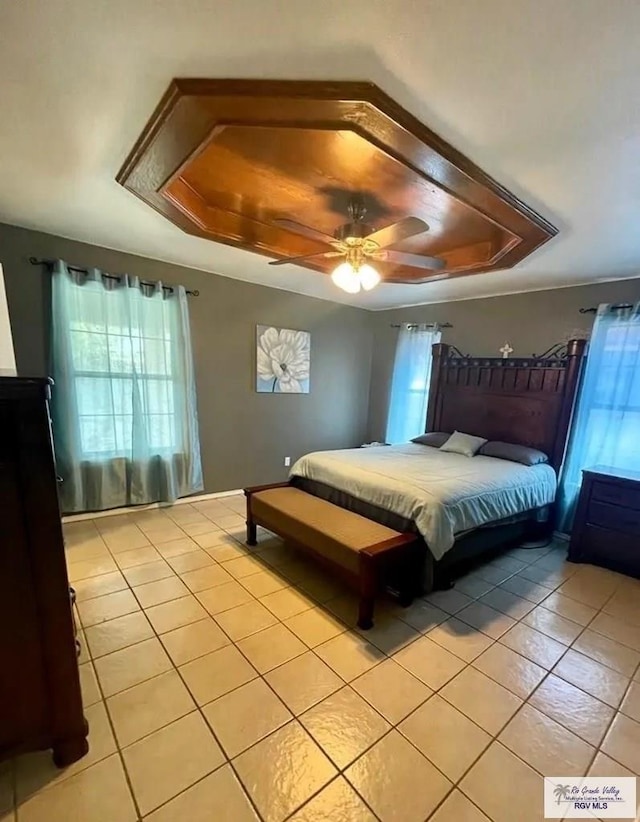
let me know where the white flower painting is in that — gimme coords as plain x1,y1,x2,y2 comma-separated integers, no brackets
256,325,310,393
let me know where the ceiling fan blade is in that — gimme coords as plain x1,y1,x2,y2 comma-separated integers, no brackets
269,251,343,267
387,273,450,285
376,249,446,270
366,216,428,248
273,218,338,247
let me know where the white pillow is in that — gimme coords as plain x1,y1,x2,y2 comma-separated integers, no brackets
440,430,487,457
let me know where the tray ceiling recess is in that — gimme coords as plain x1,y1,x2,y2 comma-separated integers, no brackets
117,79,557,294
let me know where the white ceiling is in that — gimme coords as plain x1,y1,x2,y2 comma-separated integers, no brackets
0,0,639,310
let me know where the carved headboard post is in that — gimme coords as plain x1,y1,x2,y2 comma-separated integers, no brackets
425,342,448,432
551,337,587,471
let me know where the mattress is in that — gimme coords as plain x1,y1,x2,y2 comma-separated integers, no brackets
290,443,557,560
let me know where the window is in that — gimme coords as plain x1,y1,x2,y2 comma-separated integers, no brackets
386,324,441,444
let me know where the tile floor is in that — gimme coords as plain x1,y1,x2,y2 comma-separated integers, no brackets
2,493,639,821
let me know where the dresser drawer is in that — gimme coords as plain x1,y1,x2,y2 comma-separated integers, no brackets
587,500,640,536
591,479,640,512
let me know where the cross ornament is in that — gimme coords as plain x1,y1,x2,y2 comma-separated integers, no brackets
499,342,514,359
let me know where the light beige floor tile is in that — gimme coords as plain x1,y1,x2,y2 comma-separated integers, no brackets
203,678,292,757
240,569,288,598
428,789,491,822
589,751,636,778
319,592,362,628
394,635,466,689
160,617,229,665
521,604,583,645
195,531,234,551
456,602,517,639
557,573,617,610
115,545,162,570
205,540,250,561
77,588,140,627
479,587,535,619
297,570,345,604
345,729,452,822
285,607,346,647
472,642,546,699
399,693,491,782
352,658,432,724
424,588,473,614
94,637,172,697
620,680,640,722
123,711,224,816
72,571,127,602
236,623,307,673
145,594,208,634
460,742,543,822
469,564,513,585
572,628,640,677
289,776,376,822
428,617,495,661
499,574,553,603
154,536,199,558
197,580,254,615
541,591,598,626
499,622,566,669
178,563,233,593
166,549,215,574
104,529,150,553
179,644,257,705
455,574,496,600
17,755,136,822
260,586,313,620
396,600,449,633
315,632,385,682
122,559,174,586
300,687,390,769
221,554,264,579
133,575,190,608
265,651,344,715
440,667,522,734
107,670,195,747
529,673,614,746
181,519,225,537
355,615,420,654
15,702,116,800
487,554,528,574
234,721,337,822
553,649,629,707
79,661,101,707
499,704,594,776
601,712,640,774
214,600,277,640
590,611,640,653
67,556,119,582
602,588,640,628
85,611,154,659
144,763,258,821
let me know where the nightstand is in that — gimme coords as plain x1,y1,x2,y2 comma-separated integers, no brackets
568,466,640,578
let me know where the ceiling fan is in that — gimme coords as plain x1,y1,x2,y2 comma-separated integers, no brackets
269,196,446,293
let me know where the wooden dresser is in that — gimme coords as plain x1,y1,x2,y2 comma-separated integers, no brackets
568,466,640,578
0,377,88,766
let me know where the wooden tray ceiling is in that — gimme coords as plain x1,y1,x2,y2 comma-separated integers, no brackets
117,79,557,285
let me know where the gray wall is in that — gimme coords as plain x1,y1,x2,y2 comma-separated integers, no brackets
0,222,373,492
368,278,640,440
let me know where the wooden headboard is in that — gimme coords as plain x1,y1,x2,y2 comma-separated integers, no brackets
426,339,587,471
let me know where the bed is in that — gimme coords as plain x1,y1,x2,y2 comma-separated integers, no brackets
290,339,587,589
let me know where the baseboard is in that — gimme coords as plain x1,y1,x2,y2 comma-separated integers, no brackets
553,530,570,542
62,489,243,523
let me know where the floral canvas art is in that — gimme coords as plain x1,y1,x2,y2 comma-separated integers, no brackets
256,325,310,393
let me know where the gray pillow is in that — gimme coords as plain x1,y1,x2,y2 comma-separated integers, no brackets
411,432,450,448
440,431,487,457
479,441,549,466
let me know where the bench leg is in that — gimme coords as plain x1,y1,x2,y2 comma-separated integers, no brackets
358,554,377,630
245,499,257,546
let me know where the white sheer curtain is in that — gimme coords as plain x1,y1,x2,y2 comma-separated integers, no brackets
558,302,640,531
385,324,441,444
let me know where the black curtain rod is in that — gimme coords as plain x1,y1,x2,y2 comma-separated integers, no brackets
390,322,453,329
579,303,633,314
29,257,199,297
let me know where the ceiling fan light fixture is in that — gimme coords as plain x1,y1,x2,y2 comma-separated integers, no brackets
331,261,361,294
359,263,381,291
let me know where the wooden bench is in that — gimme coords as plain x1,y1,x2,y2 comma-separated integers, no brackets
244,483,420,629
